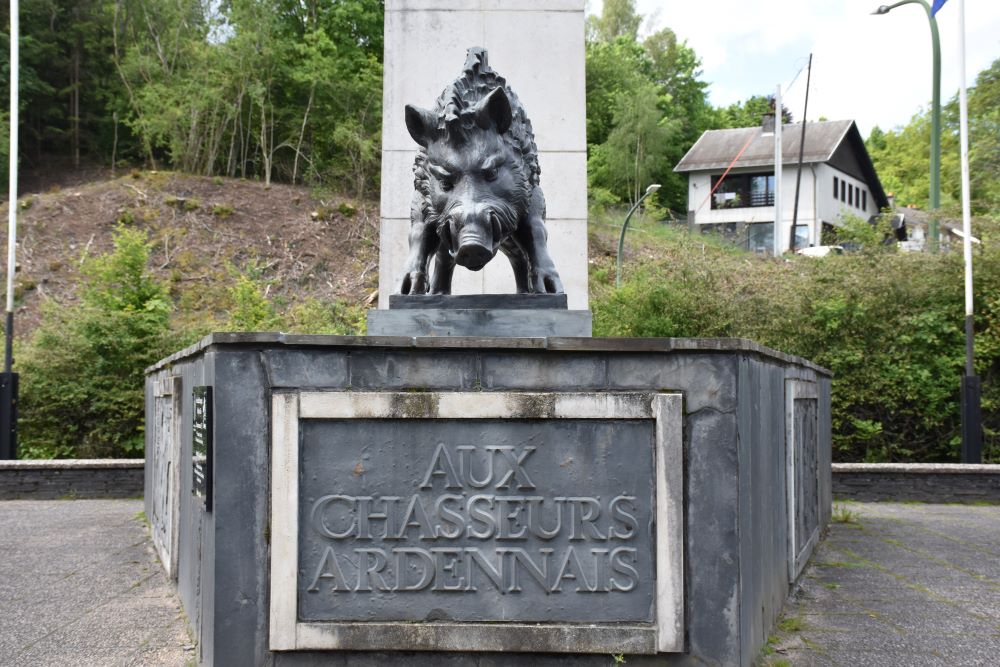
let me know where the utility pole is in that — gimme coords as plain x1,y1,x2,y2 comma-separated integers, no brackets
790,54,813,253
772,85,783,258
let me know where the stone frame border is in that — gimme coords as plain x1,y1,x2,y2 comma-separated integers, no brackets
270,391,683,654
786,379,820,582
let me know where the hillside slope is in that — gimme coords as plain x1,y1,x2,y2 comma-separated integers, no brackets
4,171,379,337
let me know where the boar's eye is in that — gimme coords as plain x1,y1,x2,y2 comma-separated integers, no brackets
429,164,457,191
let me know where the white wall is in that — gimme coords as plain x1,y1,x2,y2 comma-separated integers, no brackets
815,164,875,226
379,0,588,309
686,167,821,247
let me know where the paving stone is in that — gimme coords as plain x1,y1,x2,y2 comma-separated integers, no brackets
0,500,190,666
3,498,998,666
763,501,1000,667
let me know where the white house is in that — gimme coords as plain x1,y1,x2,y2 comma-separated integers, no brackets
674,118,889,254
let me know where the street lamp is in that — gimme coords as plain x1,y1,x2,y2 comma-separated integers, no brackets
872,1,941,250
616,184,661,288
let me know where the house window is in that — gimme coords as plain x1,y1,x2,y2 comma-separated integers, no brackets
833,176,839,199
746,222,773,254
711,173,775,209
794,225,809,248
862,191,867,211
698,223,739,241
840,181,846,202
849,185,854,207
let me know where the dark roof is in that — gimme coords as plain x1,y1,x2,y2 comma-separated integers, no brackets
674,119,889,210
674,119,853,171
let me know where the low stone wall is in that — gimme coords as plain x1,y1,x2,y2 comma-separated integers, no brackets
833,463,1000,503
0,460,144,500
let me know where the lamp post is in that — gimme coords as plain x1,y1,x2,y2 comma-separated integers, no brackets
872,1,941,250
616,184,661,288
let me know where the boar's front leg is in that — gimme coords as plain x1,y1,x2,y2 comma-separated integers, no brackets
399,193,437,295
429,247,456,294
500,239,531,293
513,187,564,294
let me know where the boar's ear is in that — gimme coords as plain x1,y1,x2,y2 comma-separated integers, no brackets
405,105,437,147
475,87,512,134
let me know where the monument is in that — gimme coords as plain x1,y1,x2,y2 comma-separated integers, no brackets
368,43,590,337
395,47,562,297
145,2,832,665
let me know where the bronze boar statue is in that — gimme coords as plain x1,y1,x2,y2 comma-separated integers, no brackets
398,47,564,296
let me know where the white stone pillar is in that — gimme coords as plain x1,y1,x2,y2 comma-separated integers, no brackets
379,0,588,310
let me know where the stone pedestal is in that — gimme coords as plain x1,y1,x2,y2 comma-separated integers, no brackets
367,294,592,337
146,334,832,667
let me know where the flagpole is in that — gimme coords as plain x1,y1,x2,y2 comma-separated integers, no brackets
956,0,981,462
2,0,19,459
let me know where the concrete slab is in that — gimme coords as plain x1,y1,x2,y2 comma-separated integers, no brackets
763,502,1000,666
4,498,994,666
0,500,193,666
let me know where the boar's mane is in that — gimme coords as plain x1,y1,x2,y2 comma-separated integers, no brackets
413,48,541,210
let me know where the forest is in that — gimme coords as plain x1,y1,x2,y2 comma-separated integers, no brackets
1,0,999,463
3,0,997,214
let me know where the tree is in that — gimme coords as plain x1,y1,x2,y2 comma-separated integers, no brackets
643,27,713,213
18,227,174,458
107,0,384,195
588,81,674,206
584,4,715,213
587,0,642,43
967,58,1000,213
717,95,793,129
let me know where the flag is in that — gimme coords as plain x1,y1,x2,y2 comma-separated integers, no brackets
931,0,948,16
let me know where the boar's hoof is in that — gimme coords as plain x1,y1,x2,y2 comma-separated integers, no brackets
455,243,494,272
531,268,564,294
399,271,428,295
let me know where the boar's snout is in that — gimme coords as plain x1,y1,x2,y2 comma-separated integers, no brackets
455,243,493,271
448,206,504,271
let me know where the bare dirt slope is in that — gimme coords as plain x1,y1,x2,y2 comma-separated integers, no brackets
3,171,379,337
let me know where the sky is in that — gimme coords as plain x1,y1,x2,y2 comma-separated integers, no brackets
588,0,1000,138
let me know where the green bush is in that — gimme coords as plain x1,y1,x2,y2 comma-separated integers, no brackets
17,227,175,459
591,215,1000,463
222,266,366,335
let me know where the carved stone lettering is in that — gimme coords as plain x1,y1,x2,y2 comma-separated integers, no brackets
297,419,655,623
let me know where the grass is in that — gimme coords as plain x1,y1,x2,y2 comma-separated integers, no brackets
831,504,860,524
212,203,235,218
815,560,865,569
777,616,806,633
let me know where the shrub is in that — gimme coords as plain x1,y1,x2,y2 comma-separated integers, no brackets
17,227,175,458
591,215,1000,463
222,266,366,335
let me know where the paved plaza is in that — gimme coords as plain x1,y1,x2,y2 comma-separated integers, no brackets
0,499,996,666
766,502,1000,666
0,500,191,666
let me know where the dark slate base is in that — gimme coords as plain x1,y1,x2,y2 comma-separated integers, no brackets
145,335,832,667
833,464,1000,503
389,293,568,310
366,308,592,337
0,460,144,499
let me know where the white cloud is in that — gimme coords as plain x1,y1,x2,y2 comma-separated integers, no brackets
590,0,1000,137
